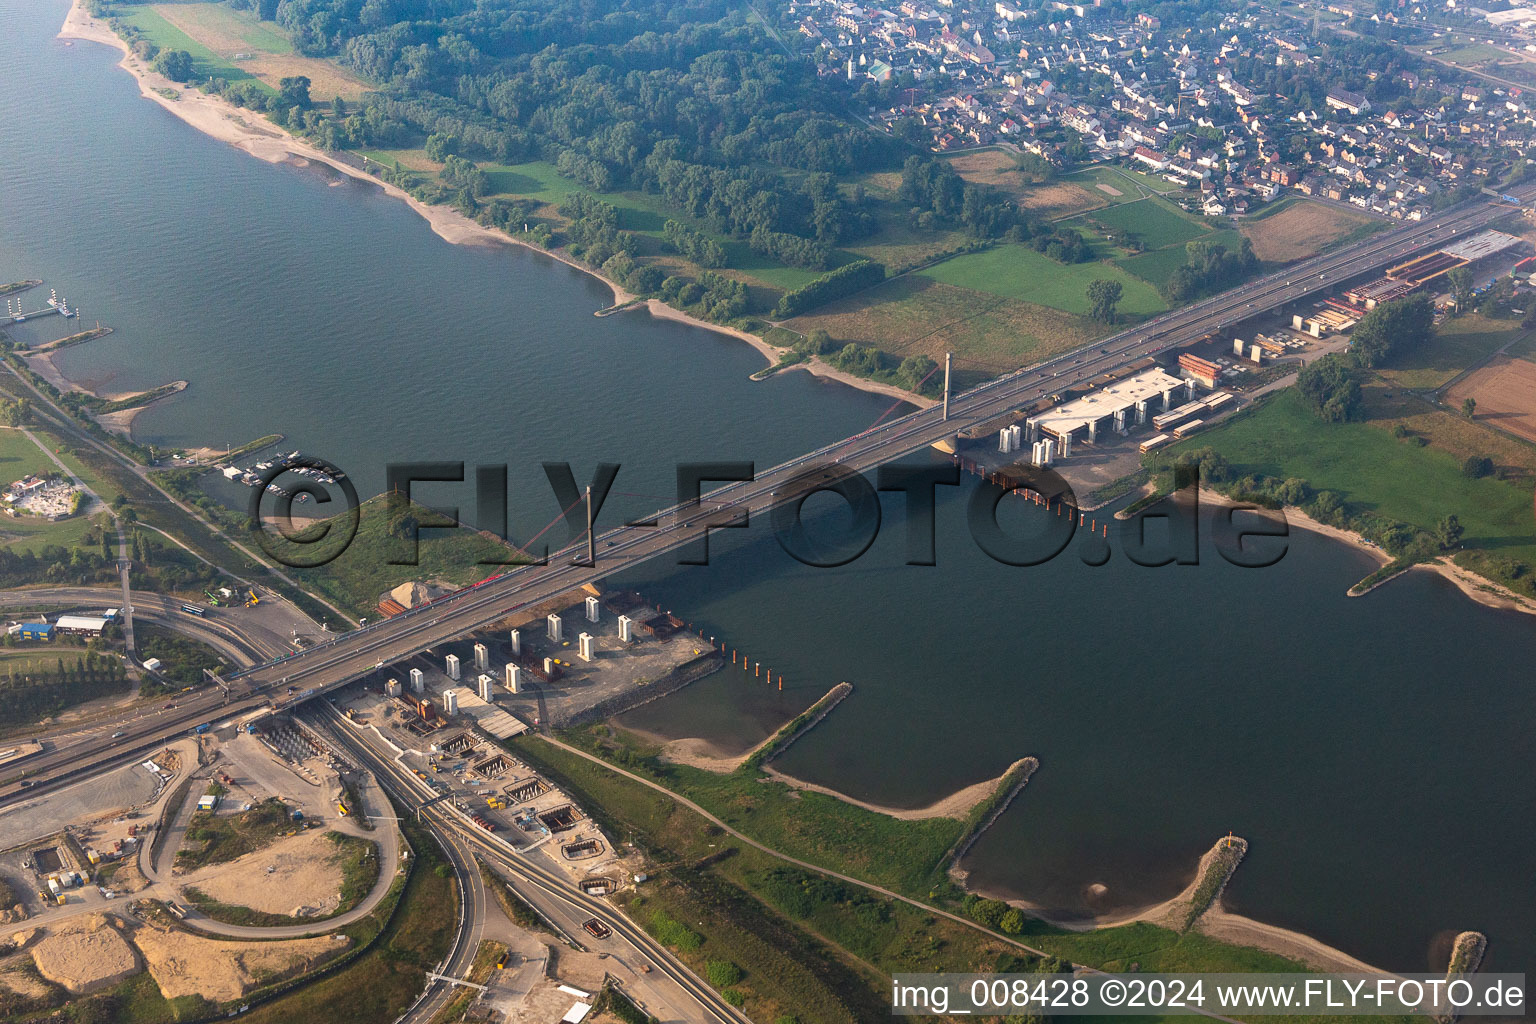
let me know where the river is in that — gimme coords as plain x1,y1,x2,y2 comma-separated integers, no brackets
3,0,1534,978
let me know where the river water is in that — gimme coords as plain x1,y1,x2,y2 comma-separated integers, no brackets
4,0,1533,976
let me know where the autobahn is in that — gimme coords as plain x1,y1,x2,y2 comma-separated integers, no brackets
6,184,1533,804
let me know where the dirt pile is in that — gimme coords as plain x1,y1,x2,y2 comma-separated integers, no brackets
180,830,352,917
30,915,139,994
132,924,347,1001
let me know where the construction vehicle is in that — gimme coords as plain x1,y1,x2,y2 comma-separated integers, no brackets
245,589,260,607
494,951,510,970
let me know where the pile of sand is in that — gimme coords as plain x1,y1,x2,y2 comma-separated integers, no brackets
132,924,346,1001
181,830,352,917
0,960,51,1000
30,915,139,994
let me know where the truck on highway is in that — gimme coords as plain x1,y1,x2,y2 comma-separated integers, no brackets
192,723,210,735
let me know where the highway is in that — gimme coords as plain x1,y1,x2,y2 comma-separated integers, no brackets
6,184,1533,805
301,703,754,1024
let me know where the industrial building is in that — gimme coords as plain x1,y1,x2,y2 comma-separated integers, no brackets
1024,368,1189,445
55,614,111,636
13,622,54,642
1347,230,1525,309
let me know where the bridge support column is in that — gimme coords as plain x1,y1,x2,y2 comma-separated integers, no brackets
942,352,952,421
1088,419,1098,442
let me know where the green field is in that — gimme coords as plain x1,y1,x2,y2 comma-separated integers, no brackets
0,427,64,484
116,7,268,89
289,496,532,618
158,2,293,55
918,244,1166,317
1075,195,1211,251
1115,228,1245,291
1064,164,1181,203
782,275,1101,380
0,427,109,553
1375,314,1532,391
1169,389,1536,567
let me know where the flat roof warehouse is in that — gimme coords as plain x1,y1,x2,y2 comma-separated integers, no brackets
1026,368,1189,442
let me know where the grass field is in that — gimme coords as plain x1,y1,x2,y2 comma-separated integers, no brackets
141,3,371,101
1374,315,1531,391
0,427,110,553
1074,196,1210,251
1238,199,1382,263
1065,164,1183,202
941,148,1106,220
1169,389,1536,569
782,276,1101,381
1114,228,1245,291
176,797,298,870
0,428,66,486
918,244,1166,317
290,496,530,618
116,6,267,90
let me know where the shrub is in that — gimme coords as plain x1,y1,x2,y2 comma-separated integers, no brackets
706,960,743,988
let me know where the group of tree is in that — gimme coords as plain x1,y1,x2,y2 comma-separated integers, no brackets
662,220,728,268
0,650,129,728
1086,279,1123,323
557,192,639,268
1348,293,1434,368
771,259,885,319
898,156,1022,239
150,48,194,82
1163,237,1260,303
1297,352,1363,422
656,271,748,321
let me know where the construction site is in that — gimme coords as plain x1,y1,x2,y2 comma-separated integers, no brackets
332,681,640,893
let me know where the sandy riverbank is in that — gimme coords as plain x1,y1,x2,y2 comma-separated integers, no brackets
1223,491,1536,619
980,835,1389,975
57,0,930,412
617,716,1018,820
21,347,183,437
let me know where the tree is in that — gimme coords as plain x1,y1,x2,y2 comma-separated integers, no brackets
151,49,194,82
1349,294,1435,368
1436,514,1464,550
277,75,312,110
1461,455,1493,478
999,908,1026,934
1086,279,1123,323
897,354,938,391
1446,266,1474,313
331,95,346,115
1461,396,1477,420
1297,353,1361,422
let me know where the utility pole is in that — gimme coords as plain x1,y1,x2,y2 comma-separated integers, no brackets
942,352,952,421
585,485,595,566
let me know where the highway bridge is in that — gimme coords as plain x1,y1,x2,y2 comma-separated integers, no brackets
5,183,1533,803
